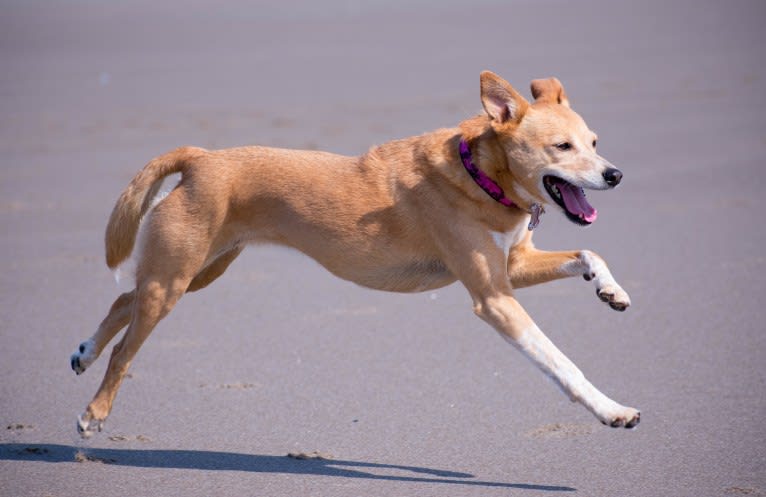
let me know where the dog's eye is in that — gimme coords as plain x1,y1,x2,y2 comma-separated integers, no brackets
555,142,572,151
592,139,597,148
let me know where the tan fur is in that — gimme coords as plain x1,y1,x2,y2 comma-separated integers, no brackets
71,71,639,437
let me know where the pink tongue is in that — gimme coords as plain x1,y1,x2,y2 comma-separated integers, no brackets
558,182,598,223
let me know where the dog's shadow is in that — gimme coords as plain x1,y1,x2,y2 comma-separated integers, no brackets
0,443,574,492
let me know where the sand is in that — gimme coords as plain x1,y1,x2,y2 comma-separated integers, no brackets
1,1,765,496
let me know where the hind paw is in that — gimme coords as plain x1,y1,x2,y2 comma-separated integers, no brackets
70,339,97,375
77,412,105,438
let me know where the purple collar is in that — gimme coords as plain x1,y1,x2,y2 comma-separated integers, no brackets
458,138,543,230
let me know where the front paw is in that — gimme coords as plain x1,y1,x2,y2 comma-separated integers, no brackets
596,285,631,311
600,406,641,429
578,251,631,312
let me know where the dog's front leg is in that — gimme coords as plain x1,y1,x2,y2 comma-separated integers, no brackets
474,293,640,428
509,246,631,311
435,223,638,427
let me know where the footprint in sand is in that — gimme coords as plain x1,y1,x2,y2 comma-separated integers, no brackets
220,382,257,390
19,447,48,455
287,451,334,460
74,450,116,464
525,423,595,439
108,434,152,442
198,382,258,390
726,486,764,496
6,423,34,432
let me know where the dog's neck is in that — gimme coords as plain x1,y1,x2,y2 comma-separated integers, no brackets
457,129,543,231
458,138,517,208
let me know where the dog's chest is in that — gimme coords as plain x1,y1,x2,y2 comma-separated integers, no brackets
490,222,528,258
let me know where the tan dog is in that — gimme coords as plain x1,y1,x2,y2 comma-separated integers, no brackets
71,71,639,437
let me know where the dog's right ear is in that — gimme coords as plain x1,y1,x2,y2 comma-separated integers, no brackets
480,71,529,123
530,78,570,107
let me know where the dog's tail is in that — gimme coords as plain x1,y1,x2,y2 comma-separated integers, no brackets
105,146,202,269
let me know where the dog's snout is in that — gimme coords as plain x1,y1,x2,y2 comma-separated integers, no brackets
603,168,623,187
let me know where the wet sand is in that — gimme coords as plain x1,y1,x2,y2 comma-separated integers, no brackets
1,1,765,495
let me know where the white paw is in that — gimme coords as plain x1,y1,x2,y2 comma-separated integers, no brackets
579,251,631,311
598,405,641,429
77,412,104,439
70,339,97,375
596,283,631,312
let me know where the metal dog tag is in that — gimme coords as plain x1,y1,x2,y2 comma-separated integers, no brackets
528,203,544,230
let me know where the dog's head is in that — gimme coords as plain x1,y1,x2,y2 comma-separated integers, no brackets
480,71,622,226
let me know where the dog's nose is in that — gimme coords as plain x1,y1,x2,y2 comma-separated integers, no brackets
603,168,623,187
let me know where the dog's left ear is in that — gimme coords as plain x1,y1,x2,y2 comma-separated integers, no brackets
480,71,529,123
530,78,570,107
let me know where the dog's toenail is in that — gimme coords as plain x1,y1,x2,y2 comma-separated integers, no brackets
611,301,628,311
79,344,86,353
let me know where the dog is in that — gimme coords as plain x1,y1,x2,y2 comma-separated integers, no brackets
70,71,639,438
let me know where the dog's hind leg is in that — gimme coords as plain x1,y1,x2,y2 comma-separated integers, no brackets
76,190,214,437
69,245,241,376
70,290,136,375
74,246,241,436
70,245,243,376
77,273,192,437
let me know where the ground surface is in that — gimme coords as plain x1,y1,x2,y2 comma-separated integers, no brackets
1,1,765,496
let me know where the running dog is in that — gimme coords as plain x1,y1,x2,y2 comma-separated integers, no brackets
71,71,639,437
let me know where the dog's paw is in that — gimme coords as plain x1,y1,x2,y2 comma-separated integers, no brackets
71,339,97,375
586,392,640,429
77,412,105,439
600,407,641,429
578,251,631,311
596,285,631,312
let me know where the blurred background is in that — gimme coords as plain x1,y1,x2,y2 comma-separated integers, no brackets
1,1,764,496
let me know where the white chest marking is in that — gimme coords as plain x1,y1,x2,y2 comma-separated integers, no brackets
491,221,529,258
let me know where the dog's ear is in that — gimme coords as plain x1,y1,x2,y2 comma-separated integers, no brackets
480,71,529,123
530,78,570,107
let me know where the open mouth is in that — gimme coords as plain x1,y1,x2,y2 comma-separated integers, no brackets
543,175,598,225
